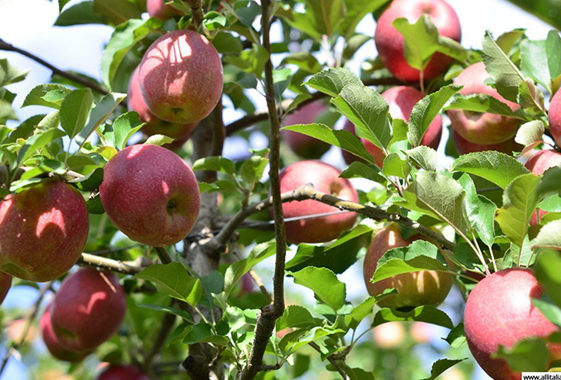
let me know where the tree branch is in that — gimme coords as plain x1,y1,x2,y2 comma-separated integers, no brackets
0,38,109,95
78,253,146,274
225,77,402,136
184,0,205,29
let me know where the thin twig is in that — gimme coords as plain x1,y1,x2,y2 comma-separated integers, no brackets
0,38,108,95
78,252,145,274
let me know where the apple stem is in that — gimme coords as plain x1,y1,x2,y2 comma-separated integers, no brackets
419,69,425,94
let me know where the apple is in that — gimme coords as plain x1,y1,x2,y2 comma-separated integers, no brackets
41,304,89,362
147,0,179,20
549,88,561,147
128,67,198,140
282,102,331,159
278,160,358,244
372,321,406,349
447,62,521,145
363,223,454,309
342,86,442,167
525,150,561,225
99,144,200,247
374,0,461,82
0,271,11,305
464,268,561,379
139,30,223,124
451,129,522,155
51,268,127,353
96,365,150,380
7,318,36,344
0,181,89,282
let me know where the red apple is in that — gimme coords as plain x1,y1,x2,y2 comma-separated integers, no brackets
51,268,127,353
372,321,406,349
448,62,521,145
375,0,461,82
525,150,561,225
139,30,223,124
278,160,358,244
0,181,89,282
549,88,561,147
128,67,198,140
0,271,11,305
464,268,560,380
99,144,200,247
363,223,454,309
342,86,442,166
41,304,89,362
282,102,331,159
147,0,179,20
96,365,149,380
451,129,522,155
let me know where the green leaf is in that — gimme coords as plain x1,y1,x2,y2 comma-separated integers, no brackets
458,174,496,247
135,262,203,306
101,111,144,150
282,124,376,164
481,31,525,103
343,366,375,380
276,305,317,331
345,296,378,330
494,337,549,372
59,88,94,138
546,31,561,81
0,59,29,87
23,84,71,110
382,153,411,179
93,0,143,26
137,304,193,323
199,182,219,194
279,326,345,354
407,146,438,171
19,159,66,181
17,129,66,164
144,134,174,146
203,11,228,31
303,0,346,37
239,156,269,188
495,174,540,247
452,151,529,189
339,0,389,38
305,68,363,97
193,156,236,176
183,323,229,345
55,1,105,26
101,19,154,90
280,52,322,73
421,359,466,380
290,266,346,313
532,298,561,327
515,120,545,147
535,249,561,306
520,38,551,91
408,84,460,147
212,32,243,56
223,44,268,78
444,93,517,118
76,92,127,147
373,305,454,329
340,161,385,183
444,323,466,348
58,0,71,12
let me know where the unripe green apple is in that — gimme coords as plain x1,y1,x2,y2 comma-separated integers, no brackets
282,102,331,159
139,30,223,124
465,269,561,380
375,0,461,82
96,365,150,380
99,144,200,247
447,62,521,145
51,268,127,353
363,223,453,309
40,304,90,362
0,181,89,282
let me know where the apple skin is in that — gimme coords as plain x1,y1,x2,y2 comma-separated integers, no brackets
0,181,89,282
452,129,522,155
464,268,561,380
96,365,150,380
448,62,521,145
128,67,198,140
342,86,442,166
282,102,331,159
278,160,358,244
0,271,11,305
375,0,461,82
549,88,561,147
363,223,454,309
51,268,127,353
525,150,561,225
139,30,223,124
100,144,200,247
147,0,179,20
40,304,90,362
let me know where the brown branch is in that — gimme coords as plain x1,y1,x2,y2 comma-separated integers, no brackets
185,0,205,29
78,253,146,274
0,38,108,95
239,2,286,379
225,77,403,136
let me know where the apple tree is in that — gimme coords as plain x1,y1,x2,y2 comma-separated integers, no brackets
0,0,561,379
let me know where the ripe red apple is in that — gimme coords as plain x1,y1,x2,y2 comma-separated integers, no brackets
41,304,89,362
448,62,521,145
96,365,149,380
549,88,561,147
342,86,442,166
128,67,198,140
451,129,522,155
464,268,561,380
139,30,223,124
0,272,11,305
374,0,461,82
0,181,89,282
525,150,561,225
278,160,358,244
282,102,331,159
147,0,179,20
99,144,200,247
51,268,127,353
363,223,454,309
